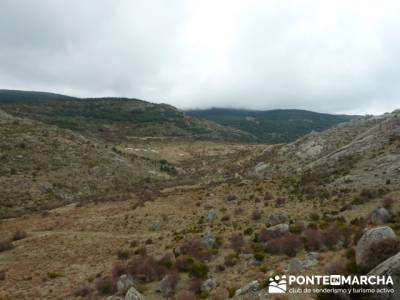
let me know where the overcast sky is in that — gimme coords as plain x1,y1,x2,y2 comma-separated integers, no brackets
1,0,399,114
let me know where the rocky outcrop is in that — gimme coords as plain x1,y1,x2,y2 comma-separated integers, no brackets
266,223,289,236
367,252,400,300
252,111,400,188
368,207,391,225
233,280,260,299
125,287,145,300
356,226,397,270
117,274,134,294
267,212,289,226
201,278,218,293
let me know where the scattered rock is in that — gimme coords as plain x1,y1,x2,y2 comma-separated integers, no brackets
254,162,269,175
267,212,289,226
226,194,238,201
210,287,229,300
303,252,319,268
125,287,145,300
239,253,254,261
288,258,304,273
266,223,289,237
158,274,174,297
107,297,124,300
368,252,400,300
173,246,182,256
368,207,391,225
234,280,260,298
149,221,161,231
201,278,218,292
207,209,218,221
356,226,397,270
202,232,216,248
117,274,134,294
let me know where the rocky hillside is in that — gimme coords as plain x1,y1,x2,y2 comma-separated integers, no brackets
0,109,167,218
187,108,355,143
0,90,255,143
252,110,400,189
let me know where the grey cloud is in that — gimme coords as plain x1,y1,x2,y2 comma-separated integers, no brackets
0,0,399,114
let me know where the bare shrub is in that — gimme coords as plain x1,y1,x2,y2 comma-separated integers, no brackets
364,238,400,270
229,233,245,251
234,207,244,215
224,253,238,267
174,256,208,278
135,246,147,256
275,197,286,207
264,191,273,201
383,197,394,210
189,278,203,294
321,225,343,249
180,239,212,261
0,239,13,252
12,229,27,241
265,234,302,257
309,212,320,221
117,249,130,260
127,255,167,282
111,262,127,279
251,210,262,221
174,290,196,300
129,240,139,248
0,270,5,281
72,285,92,297
324,258,348,275
211,287,230,300
95,276,116,295
303,229,324,251
289,222,305,234
226,194,238,201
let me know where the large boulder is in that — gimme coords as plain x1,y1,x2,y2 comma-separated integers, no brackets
368,207,391,225
367,252,400,300
356,226,397,270
125,287,145,300
267,212,289,226
266,223,289,237
117,274,134,294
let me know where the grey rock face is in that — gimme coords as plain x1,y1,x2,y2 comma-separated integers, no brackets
202,232,216,248
267,212,289,226
207,209,218,221
368,252,400,300
288,258,304,273
266,223,289,237
234,280,260,298
356,226,397,270
125,287,145,300
201,278,218,292
303,252,319,268
368,207,391,225
117,274,134,294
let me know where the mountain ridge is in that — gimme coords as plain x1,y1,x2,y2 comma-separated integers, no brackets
186,107,357,143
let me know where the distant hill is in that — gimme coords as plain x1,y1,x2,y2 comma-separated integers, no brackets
186,108,356,143
251,110,400,189
0,108,167,218
0,90,255,143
